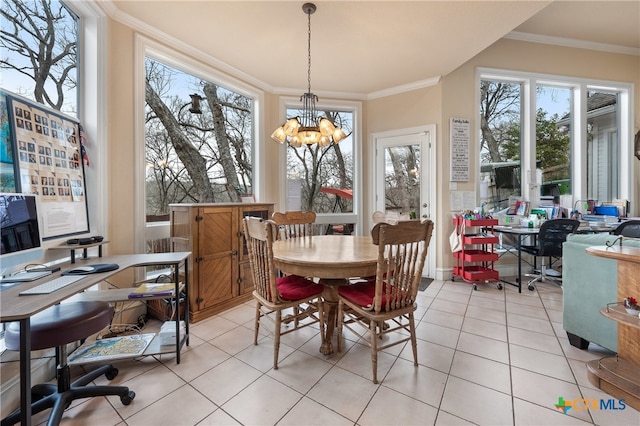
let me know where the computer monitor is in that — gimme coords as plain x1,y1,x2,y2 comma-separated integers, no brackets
0,193,44,274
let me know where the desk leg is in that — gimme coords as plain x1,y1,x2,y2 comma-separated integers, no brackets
19,318,32,426
517,235,522,293
318,278,347,356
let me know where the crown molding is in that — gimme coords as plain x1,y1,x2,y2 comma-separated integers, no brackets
94,1,441,101
96,1,275,93
270,86,368,101
506,31,640,57
366,76,441,100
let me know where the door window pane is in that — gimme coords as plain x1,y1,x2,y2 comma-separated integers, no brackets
384,144,420,217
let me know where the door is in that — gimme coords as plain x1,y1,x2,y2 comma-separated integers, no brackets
374,126,435,277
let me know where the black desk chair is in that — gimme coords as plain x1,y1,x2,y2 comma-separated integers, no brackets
612,220,640,238
2,301,135,426
521,219,579,291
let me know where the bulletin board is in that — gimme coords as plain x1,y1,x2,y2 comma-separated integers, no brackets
0,90,89,239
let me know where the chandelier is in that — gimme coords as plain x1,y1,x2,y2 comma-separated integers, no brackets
271,2,347,148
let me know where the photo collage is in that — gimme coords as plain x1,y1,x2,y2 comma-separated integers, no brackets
12,99,85,202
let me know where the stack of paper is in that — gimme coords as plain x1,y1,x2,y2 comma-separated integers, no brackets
159,321,186,345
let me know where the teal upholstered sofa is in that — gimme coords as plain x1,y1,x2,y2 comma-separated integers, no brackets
562,233,640,352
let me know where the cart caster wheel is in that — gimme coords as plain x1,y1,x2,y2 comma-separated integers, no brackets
497,283,503,290
528,284,535,291
105,367,118,381
473,284,478,291
121,391,135,405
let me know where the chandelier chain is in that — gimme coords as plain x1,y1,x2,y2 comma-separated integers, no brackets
307,8,312,95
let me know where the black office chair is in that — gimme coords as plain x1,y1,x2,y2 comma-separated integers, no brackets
521,219,580,291
2,302,135,426
612,220,640,238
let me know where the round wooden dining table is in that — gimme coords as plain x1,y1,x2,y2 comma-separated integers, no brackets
272,235,378,355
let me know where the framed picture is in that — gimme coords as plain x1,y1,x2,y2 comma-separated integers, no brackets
1,90,90,239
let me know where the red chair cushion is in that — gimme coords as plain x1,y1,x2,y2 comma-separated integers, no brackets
338,280,389,309
276,274,324,301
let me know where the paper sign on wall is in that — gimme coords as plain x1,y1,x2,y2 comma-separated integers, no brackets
450,118,470,182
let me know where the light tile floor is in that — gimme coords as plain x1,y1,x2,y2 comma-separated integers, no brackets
7,279,640,425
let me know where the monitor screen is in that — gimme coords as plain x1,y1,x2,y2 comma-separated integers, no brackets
0,193,44,273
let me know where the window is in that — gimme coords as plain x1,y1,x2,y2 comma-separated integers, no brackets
142,53,257,253
586,90,619,202
479,80,523,210
282,99,361,234
0,0,79,117
479,69,632,214
536,86,572,199
285,108,353,211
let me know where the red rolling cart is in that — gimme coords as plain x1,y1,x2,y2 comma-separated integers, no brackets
451,217,502,290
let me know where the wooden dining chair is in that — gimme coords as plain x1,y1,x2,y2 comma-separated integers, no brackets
242,217,325,369
336,219,434,383
271,210,316,240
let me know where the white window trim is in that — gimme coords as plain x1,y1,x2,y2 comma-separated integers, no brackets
54,1,108,245
477,67,634,212
276,96,363,235
133,34,265,253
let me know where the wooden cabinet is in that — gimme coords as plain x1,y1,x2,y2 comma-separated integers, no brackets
170,202,274,322
585,245,640,411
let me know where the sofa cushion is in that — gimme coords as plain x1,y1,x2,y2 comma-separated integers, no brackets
562,233,640,352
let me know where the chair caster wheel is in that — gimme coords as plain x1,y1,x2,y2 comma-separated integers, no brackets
105,367,118,380
121,391,135,405
451,276,455,282
473,284,478,291
497,283,503,290
528,285,535,291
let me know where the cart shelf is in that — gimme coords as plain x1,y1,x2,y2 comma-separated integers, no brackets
452,217,501,290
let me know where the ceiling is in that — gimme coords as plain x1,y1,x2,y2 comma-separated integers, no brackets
99,1,640,98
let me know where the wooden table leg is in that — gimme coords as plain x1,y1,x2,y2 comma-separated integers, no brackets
318,278,348,355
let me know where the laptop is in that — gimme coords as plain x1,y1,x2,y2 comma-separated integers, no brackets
0,270,52,283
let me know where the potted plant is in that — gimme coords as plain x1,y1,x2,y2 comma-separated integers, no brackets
623,296,640,317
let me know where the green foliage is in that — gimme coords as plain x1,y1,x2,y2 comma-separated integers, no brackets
535,109,570,171
494,109,569,175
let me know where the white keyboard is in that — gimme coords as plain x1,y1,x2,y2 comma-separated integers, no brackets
20,275,86,295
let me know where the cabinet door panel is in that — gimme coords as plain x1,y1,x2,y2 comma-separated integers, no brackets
200,207,235,256
197,207,238,309
198,256,234,308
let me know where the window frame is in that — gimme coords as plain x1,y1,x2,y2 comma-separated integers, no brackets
134,35,265,253
477,68,634,212
275,95,363,235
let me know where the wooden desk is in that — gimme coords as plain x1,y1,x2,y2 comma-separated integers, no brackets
272,235,378,355
0,252,191,426
585,245,640,410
